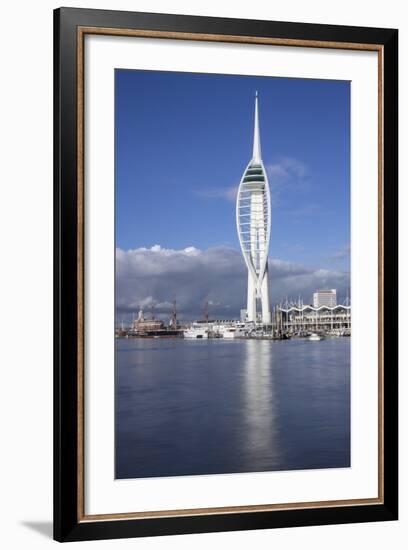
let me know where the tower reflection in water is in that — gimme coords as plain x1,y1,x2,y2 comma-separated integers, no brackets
241,340,285,472
115,337,350,478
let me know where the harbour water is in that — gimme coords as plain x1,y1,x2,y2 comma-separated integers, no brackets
115,337,350,479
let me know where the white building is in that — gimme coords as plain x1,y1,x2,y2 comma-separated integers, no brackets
240,309,248,322
313,289,337,308
278,303,351,334
236,92,271,324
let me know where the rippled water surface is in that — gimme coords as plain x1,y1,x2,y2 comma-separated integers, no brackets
115,337,350,479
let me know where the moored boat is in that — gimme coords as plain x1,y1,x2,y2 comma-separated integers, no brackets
309,333,324,341
183,323,209,339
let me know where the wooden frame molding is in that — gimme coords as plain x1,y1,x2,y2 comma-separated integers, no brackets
54,8,398,542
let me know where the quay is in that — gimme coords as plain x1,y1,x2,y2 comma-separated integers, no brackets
116,303,351,341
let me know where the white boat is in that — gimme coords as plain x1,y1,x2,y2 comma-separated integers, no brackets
222,327,236,339
183,324,209,339
234,327,247,338
211,322,237,339
309,333,324,341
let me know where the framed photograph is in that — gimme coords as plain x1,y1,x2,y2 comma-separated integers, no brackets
54,7,398,542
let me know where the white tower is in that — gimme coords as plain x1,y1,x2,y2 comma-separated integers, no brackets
236,92,271,324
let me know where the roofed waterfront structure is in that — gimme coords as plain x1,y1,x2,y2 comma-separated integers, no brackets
278,303,351,334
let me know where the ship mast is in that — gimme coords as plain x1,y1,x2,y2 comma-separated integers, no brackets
203,300,209,323
171,298,177,327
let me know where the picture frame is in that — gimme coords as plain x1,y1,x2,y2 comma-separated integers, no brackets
54,7,398,542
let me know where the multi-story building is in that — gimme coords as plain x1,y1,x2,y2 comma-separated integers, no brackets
313,289,337,308
277,303,351,335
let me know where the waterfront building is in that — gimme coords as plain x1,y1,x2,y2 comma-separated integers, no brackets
277,303,351,335
236,92,271,324
240,309,248,322
313,289,337,308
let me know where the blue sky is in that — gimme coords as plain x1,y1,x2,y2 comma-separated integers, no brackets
115,69,350,318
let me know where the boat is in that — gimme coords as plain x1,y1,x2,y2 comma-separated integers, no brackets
183,323,209,339
127,328,182,338
222,327,236,339
309,333,324,341
234,326,247,338
211,323,237,339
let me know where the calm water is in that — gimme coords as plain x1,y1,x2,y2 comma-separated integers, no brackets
115,337,350,479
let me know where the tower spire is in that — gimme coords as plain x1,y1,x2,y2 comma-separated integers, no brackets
252,91,262,163
237,92,271,325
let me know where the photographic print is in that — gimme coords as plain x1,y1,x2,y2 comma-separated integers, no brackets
114,69,351,480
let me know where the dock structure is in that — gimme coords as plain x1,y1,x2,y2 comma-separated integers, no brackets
276,304,351,335
116,293,351,340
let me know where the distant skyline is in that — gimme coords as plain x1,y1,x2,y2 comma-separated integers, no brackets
115,69,350,320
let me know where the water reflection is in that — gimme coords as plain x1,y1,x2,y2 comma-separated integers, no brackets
242,341,279,465
115,338,350,479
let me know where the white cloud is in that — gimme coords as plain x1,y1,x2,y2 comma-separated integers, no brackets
116,245,350,320
265,157,310,206
193,186,238,202
192,158,308,207
329,244,351,261
266,157,307,182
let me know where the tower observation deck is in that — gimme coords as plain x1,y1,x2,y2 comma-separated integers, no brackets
236,92,271,324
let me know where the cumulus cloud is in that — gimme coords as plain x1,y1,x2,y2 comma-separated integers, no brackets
116,245,350,321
